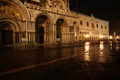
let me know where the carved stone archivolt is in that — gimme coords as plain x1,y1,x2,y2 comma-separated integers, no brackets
0,0,30,20
0,18,21,31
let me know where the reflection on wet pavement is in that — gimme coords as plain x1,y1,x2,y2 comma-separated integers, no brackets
84,42,90,61
1,41,120,80
82,41,109,63
109,41,120,56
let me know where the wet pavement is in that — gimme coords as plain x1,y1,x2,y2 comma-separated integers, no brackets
0,41,120,80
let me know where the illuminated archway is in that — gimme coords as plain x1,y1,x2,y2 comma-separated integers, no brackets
0,0,28,21
56,19,68,42
35,15,51,44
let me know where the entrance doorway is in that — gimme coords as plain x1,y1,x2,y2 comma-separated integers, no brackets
2,30,13,45
35,15,51,44
56,19,68,42
0,22,14,45
39,27,44,44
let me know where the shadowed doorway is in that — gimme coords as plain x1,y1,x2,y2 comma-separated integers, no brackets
0,23,13,45
56,19,68,42
35,15,51,44
39,27,44,44
2,30,13,45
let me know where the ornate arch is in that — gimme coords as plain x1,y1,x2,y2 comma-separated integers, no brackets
0,19,21,31
11,0,30,20
0,0,30,20
35,13,53,24
73,21,78,25
73,21,79,27
55,16,69,26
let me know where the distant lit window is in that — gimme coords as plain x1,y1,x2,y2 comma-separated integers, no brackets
87,22,89,26
80,21,83,25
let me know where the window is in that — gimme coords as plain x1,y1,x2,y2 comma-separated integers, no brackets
96,24,98,28
80,21,83,25
87,22,89,26
92,23,94,27
101,25,103,29
92,23,95,29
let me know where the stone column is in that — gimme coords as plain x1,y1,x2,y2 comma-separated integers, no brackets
13,31,15,45
51,24,56,44
29,32,31,43
44,26,47,43
33,32,35,43
25,20,28,44
26,32,28,43
19,32,21,43
30,32,32,42
0,31,2,45
54,24,56,43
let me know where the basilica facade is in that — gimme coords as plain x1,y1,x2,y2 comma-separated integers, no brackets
0,0,109,46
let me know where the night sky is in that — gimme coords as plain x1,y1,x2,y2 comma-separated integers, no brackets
70,0,120,35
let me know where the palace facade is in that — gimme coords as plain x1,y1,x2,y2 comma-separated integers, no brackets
0,0,109,46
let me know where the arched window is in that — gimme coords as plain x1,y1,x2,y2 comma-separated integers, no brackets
96,24,98,28
92,23,94,27
92,23,95,29
80,21,83,25
101,25,103,29
87,22,89,26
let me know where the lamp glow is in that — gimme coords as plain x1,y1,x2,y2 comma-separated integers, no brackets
99,35,103,38
85,35,89,38
116,36,119,39
109,36,113,39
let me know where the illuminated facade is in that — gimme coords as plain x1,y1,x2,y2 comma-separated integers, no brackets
0,0,109,46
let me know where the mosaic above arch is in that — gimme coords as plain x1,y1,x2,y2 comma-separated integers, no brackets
0,1,22,20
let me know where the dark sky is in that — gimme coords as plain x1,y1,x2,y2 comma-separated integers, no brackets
70,0,120,35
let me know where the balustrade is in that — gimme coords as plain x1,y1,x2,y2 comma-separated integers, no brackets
24,2,78,18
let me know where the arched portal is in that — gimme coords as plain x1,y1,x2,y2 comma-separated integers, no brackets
0,0,28,46
0,22,15,45
56,19,68,42
35,15,51,44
